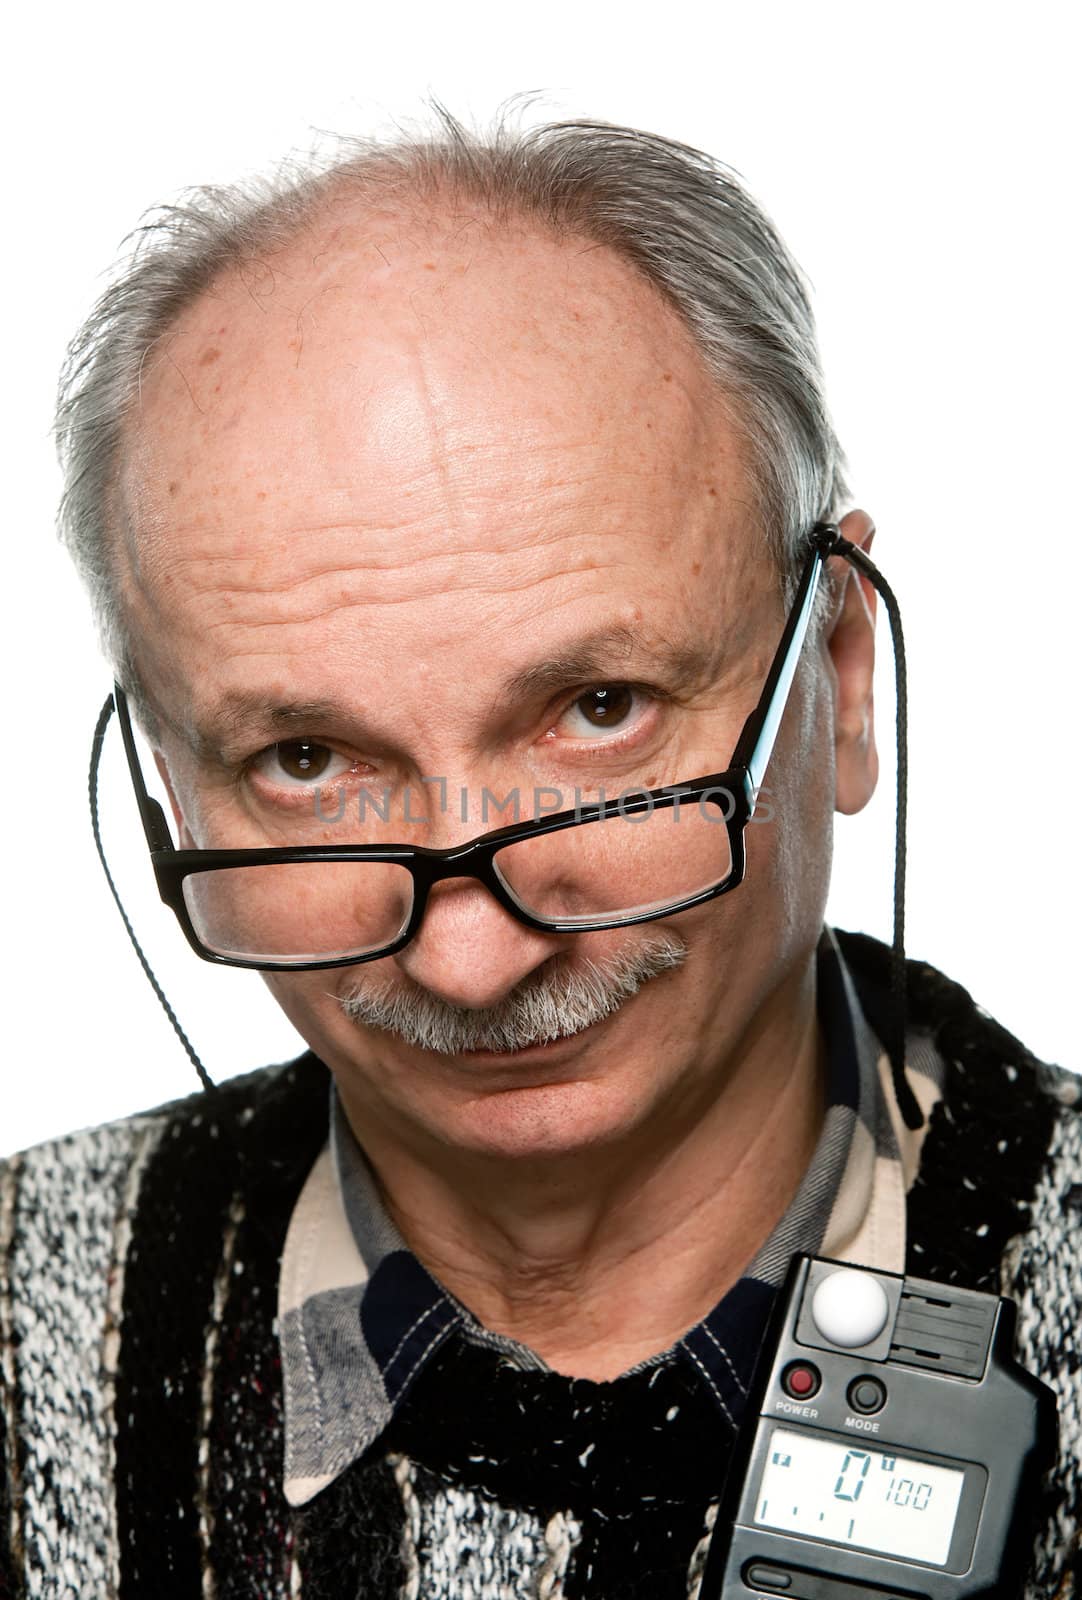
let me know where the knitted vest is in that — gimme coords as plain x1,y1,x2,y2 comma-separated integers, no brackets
0,931,1078,1599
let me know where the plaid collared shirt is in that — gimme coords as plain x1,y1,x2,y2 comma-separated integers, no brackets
277,926,946,1508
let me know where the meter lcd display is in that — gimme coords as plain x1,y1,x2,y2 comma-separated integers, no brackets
753,1428,967,1565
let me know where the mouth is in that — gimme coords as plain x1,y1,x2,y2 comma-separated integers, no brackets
454,1011,610,1061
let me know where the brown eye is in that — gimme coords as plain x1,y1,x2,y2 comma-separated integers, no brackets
275,741,332,780
250,740,354,794
576,686,635,728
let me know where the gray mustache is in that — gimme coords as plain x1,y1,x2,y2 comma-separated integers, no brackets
337,932,688,1054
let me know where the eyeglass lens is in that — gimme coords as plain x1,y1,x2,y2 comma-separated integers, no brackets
180,790,736,964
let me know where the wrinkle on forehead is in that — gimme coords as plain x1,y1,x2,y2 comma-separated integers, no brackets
113,203,769,720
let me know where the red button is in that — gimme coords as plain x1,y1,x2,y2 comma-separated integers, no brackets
782,1362,821,1399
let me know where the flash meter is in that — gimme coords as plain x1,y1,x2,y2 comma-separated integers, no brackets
699,1255,1057,1600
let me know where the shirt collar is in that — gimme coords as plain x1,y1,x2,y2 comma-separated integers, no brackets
277,925,943,1506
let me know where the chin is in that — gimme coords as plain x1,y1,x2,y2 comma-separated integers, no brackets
424,1073,652,1163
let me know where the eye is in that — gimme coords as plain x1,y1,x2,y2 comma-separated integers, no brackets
251,741,355,788
554,685,646,740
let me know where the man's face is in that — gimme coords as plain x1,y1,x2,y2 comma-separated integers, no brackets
117,203,869,1162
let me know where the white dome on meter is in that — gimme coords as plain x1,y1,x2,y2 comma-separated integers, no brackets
810,1268,891,1348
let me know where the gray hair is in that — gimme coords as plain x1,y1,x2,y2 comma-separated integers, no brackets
54,98,848,717
339,928,688,1054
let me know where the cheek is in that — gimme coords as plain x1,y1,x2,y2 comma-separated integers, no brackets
261,967,344,1043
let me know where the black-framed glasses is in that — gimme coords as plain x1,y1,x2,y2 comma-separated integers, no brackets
95,521,844,973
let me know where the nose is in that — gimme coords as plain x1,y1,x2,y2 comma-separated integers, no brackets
392,874,569,1009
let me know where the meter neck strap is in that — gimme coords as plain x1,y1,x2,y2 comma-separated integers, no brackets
829,534,921,1132
89,697,220,1102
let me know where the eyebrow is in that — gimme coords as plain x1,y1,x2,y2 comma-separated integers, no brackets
497,624,721,702
187,697,354,762
189,623,722,760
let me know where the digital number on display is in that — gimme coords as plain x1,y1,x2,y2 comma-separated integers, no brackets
753,1428,967,1566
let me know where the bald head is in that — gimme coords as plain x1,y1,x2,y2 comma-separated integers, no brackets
56,111,847,719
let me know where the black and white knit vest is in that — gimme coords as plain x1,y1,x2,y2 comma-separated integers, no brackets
0,931,1078,1599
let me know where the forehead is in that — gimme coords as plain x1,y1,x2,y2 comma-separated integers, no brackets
122,207,741,500
116,201,768,721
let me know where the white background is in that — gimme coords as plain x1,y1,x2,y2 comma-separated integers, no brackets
3,1,1079,1153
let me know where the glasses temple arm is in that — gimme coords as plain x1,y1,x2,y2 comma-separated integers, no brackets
113,682,174,855
731,522,844,807
730,539,831,805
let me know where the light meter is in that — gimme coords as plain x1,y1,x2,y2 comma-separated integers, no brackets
700,1255,1057,1600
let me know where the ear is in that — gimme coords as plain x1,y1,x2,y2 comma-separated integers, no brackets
825,508,879,816
152,750,197,848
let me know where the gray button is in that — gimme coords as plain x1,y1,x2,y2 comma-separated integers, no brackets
745,1563,792,1591
848,1375,887,1414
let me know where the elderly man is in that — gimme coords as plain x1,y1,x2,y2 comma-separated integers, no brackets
1,111,1078,1599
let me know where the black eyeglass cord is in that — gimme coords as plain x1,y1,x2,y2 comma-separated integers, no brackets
825,532,923,1132
89,698,221,1102
87,534,923,1134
